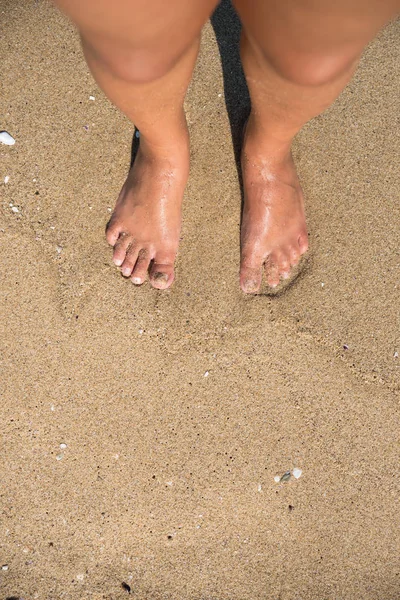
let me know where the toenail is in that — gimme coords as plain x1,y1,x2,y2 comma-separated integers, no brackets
131,276,142,285
114,257,123,266
281,271,290,279
122,267,132,276
153,272,169,283
243,279,258,293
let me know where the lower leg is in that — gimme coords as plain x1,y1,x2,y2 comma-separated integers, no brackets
53,0,217,289
239,33,358,291
84,38,199,289
234,0,399,292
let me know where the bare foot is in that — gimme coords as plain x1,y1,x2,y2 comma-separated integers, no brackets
240,126,309,293
106,136,189,289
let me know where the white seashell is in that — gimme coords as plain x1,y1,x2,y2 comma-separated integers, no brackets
274,475,281,483
60,443,67,449
204,371,209,377
2,564,9,571
89,95,95,100
56,453,63,461
292,468,302,479
257,484,262,492
0,131,15,145
4,176,10,184
11,206,19,213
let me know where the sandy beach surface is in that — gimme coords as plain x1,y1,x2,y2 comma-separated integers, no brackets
1,1,399,599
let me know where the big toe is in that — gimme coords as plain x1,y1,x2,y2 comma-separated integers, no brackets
240,256,263,293
149,255,175,290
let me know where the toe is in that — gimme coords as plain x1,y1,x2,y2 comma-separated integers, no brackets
289,246,300,266
278,254,291,280
113,233,133,267
149,262,175,290
298,233,309,255
120,242,139,277
240,247,263,293
240,264,263,294
264,257,280,288
105,218,121,246
131,248,151,285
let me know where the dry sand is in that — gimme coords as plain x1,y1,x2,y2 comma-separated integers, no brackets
1,1,399,598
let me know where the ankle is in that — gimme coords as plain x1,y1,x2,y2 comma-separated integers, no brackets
244,113,294,163
138,113,189,161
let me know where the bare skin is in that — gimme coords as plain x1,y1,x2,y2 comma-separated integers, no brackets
240,128,308,290
106,135,189,288
234,0,400,292
54,0,216,289
53,0,399,292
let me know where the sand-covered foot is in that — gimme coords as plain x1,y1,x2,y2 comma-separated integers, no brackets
106,138,189,290
240,129,309,294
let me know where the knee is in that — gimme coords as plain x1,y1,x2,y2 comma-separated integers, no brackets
82,36,183,84
266,49,359,87
107,51,179,85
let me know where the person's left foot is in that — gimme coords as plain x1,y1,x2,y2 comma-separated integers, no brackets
240,125,309,293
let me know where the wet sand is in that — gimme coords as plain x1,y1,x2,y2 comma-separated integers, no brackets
1,1,399,599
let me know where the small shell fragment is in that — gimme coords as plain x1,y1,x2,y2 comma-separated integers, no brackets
0,131,15,145
2,564,9,571
60,443,67,449
204,371,209,377
274,475,281,483
89,95,95,100
11,206,19,213
4,175,10,184
56,453,63,461
280,471,291,483
292,468,302,479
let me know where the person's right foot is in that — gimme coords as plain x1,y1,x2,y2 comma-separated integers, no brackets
106,136,189,290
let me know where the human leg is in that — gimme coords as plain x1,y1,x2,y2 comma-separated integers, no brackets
233,0,399,292
53,0,218,288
